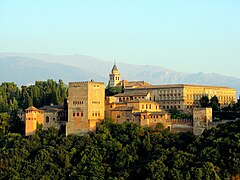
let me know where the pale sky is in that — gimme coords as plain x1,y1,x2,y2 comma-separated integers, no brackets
0,0,240,77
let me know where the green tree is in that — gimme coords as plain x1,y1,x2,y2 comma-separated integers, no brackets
0,112,10,135
210,95,220,111
200,95,210,108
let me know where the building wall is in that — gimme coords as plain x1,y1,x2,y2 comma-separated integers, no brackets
43,111,61,130
193,108,213,136
25,110,44,136
125,85,236,113
66,81,105,135
111,110,134,124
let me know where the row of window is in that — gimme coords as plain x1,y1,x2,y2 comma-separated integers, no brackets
27,118,36,120
73,101,84,105
159,89,182,93
110,76,120,81
162,101,181,104
141,104,160,110
92,112,101,116
159,94,182,97
118,96,146,102
92,101,100,104
162,105,181,109
158,97,182,100
73,112,84,117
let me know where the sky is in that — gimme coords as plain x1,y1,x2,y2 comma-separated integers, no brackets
0,0,240,77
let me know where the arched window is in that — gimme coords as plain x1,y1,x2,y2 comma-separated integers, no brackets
46,116,49,123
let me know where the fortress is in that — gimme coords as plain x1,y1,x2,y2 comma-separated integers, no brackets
18,63,237,136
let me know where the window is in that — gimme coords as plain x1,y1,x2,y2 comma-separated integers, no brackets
46,116,49,123
81,112,83,116
77,113,79,116
117,114,120,118
142,104,144,109
146,104,148,109
92,112,94,116
149,104,151,109
73,113,75,117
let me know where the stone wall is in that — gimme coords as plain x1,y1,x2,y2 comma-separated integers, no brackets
66,81,105,135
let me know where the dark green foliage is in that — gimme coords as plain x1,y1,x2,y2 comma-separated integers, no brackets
0,80,67,134
169,107,192,119
210,95,220,111
200,95,210,108
105,85,123,96
1,120,240,179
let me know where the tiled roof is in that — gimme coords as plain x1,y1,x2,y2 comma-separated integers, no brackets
25,106,40,111
114,92,149,97
112,106,137,111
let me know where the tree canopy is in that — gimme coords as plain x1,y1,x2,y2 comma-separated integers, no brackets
0,119,240,179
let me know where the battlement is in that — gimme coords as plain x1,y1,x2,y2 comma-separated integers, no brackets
69,81,104,87
167,119,193,124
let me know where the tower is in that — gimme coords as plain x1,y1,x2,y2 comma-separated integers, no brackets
108,62,121,87
25,106,44,136
66,81,105,136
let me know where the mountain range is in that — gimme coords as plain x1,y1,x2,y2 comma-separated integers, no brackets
0,52,239,95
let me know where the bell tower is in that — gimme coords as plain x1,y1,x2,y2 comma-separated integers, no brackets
108,62,121,87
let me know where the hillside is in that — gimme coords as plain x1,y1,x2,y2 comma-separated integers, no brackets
0,53,239,94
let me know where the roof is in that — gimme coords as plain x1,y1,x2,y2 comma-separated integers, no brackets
111,64,119,73
39,105,65,111
125,83,235,90
133,111,169,116
114,92,149,97
127,99,159,103
25,106,40,111
111,106,138,111
116,80,152,88
149,111,170,115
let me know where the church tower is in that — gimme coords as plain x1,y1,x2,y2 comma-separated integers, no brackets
108,62,121,87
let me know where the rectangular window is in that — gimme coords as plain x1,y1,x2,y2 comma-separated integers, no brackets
73,113,75,117
81,112,83,116
77,113,79,116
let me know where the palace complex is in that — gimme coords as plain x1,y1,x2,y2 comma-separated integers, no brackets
18,63,237,136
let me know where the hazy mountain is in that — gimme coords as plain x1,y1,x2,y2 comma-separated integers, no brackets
0,56,104,85
0,53,239,95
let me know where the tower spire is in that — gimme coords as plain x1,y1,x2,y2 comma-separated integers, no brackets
109,60,121,87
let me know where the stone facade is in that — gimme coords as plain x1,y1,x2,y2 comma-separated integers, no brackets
24,106,44,136
193,108,213,136
124,84,236,113
105,94,193,133
18,105,67,136
66,81,105,135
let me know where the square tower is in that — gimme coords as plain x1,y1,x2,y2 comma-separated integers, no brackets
66,81,105,135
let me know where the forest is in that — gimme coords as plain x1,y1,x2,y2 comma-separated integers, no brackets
0,119,240,179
